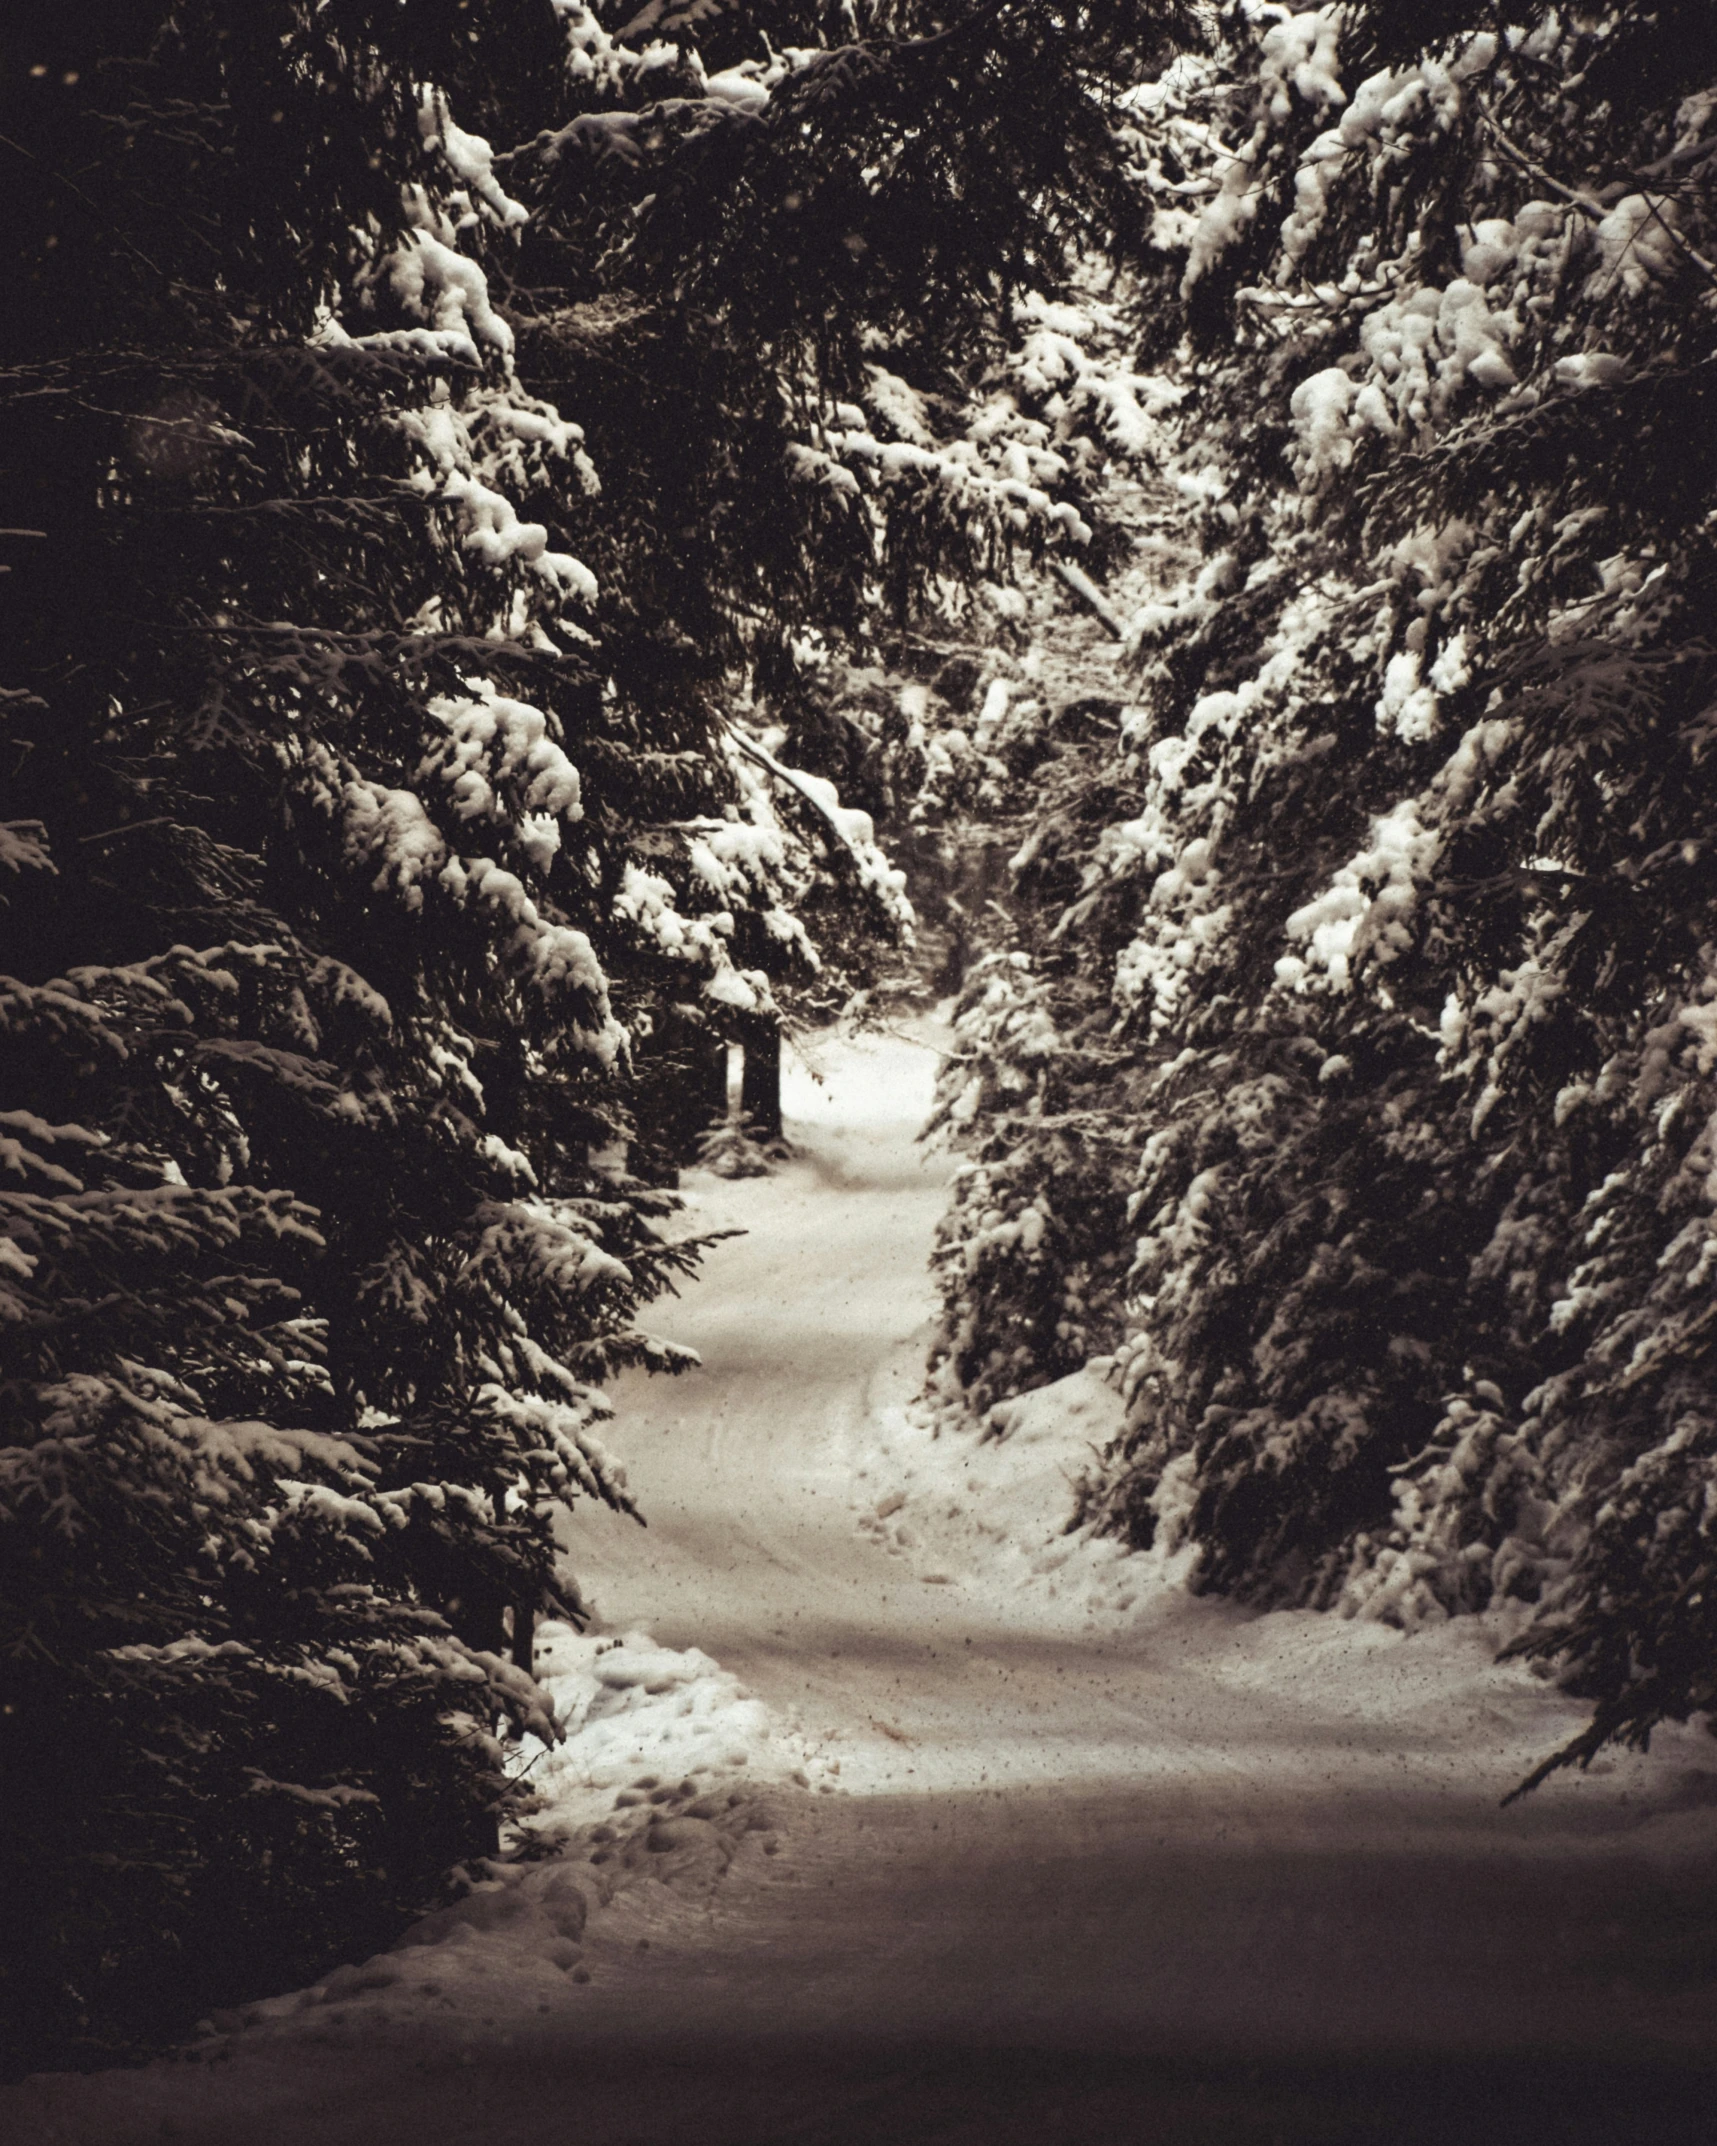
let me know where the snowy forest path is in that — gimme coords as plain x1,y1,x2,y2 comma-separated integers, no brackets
566,1021,1415,1796
542,1023,1717,2142
10,1027,1717,2146
562,1016,1231,1793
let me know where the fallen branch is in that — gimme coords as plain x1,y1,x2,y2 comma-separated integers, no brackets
1048,557,1127,639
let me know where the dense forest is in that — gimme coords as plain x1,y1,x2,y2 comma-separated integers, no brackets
3,0,1714,2079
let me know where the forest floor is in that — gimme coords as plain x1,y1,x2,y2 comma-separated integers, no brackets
9,1022,1717,2145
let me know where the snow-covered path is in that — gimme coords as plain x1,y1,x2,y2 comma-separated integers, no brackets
11,1025,1717,2145
558,1020,1237,1800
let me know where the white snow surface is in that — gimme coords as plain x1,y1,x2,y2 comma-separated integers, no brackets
517,1624,827,1819
11,1021,1717,2142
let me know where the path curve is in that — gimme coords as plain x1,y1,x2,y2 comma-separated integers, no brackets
9,1024,1717,2146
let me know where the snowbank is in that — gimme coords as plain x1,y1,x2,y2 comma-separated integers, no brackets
172,1625,825,2060
849,1364,1146,1621
515,1622,836,1828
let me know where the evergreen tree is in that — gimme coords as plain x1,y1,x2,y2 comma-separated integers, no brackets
499,0,1195,851
931,1,1717,1792
1,0,785,2069
0,0,1202,2069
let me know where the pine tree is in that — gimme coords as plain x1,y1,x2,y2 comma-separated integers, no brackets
2,0,762,2069
499,0,1196,877
929,1,1717,1792
1,0,1209,2068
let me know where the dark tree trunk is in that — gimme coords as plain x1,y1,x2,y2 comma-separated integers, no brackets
741,1024,782,1142
509,1601,535,1676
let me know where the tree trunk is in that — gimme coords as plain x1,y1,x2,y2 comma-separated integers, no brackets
741,1024,783,1142
509,1601,535,1676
